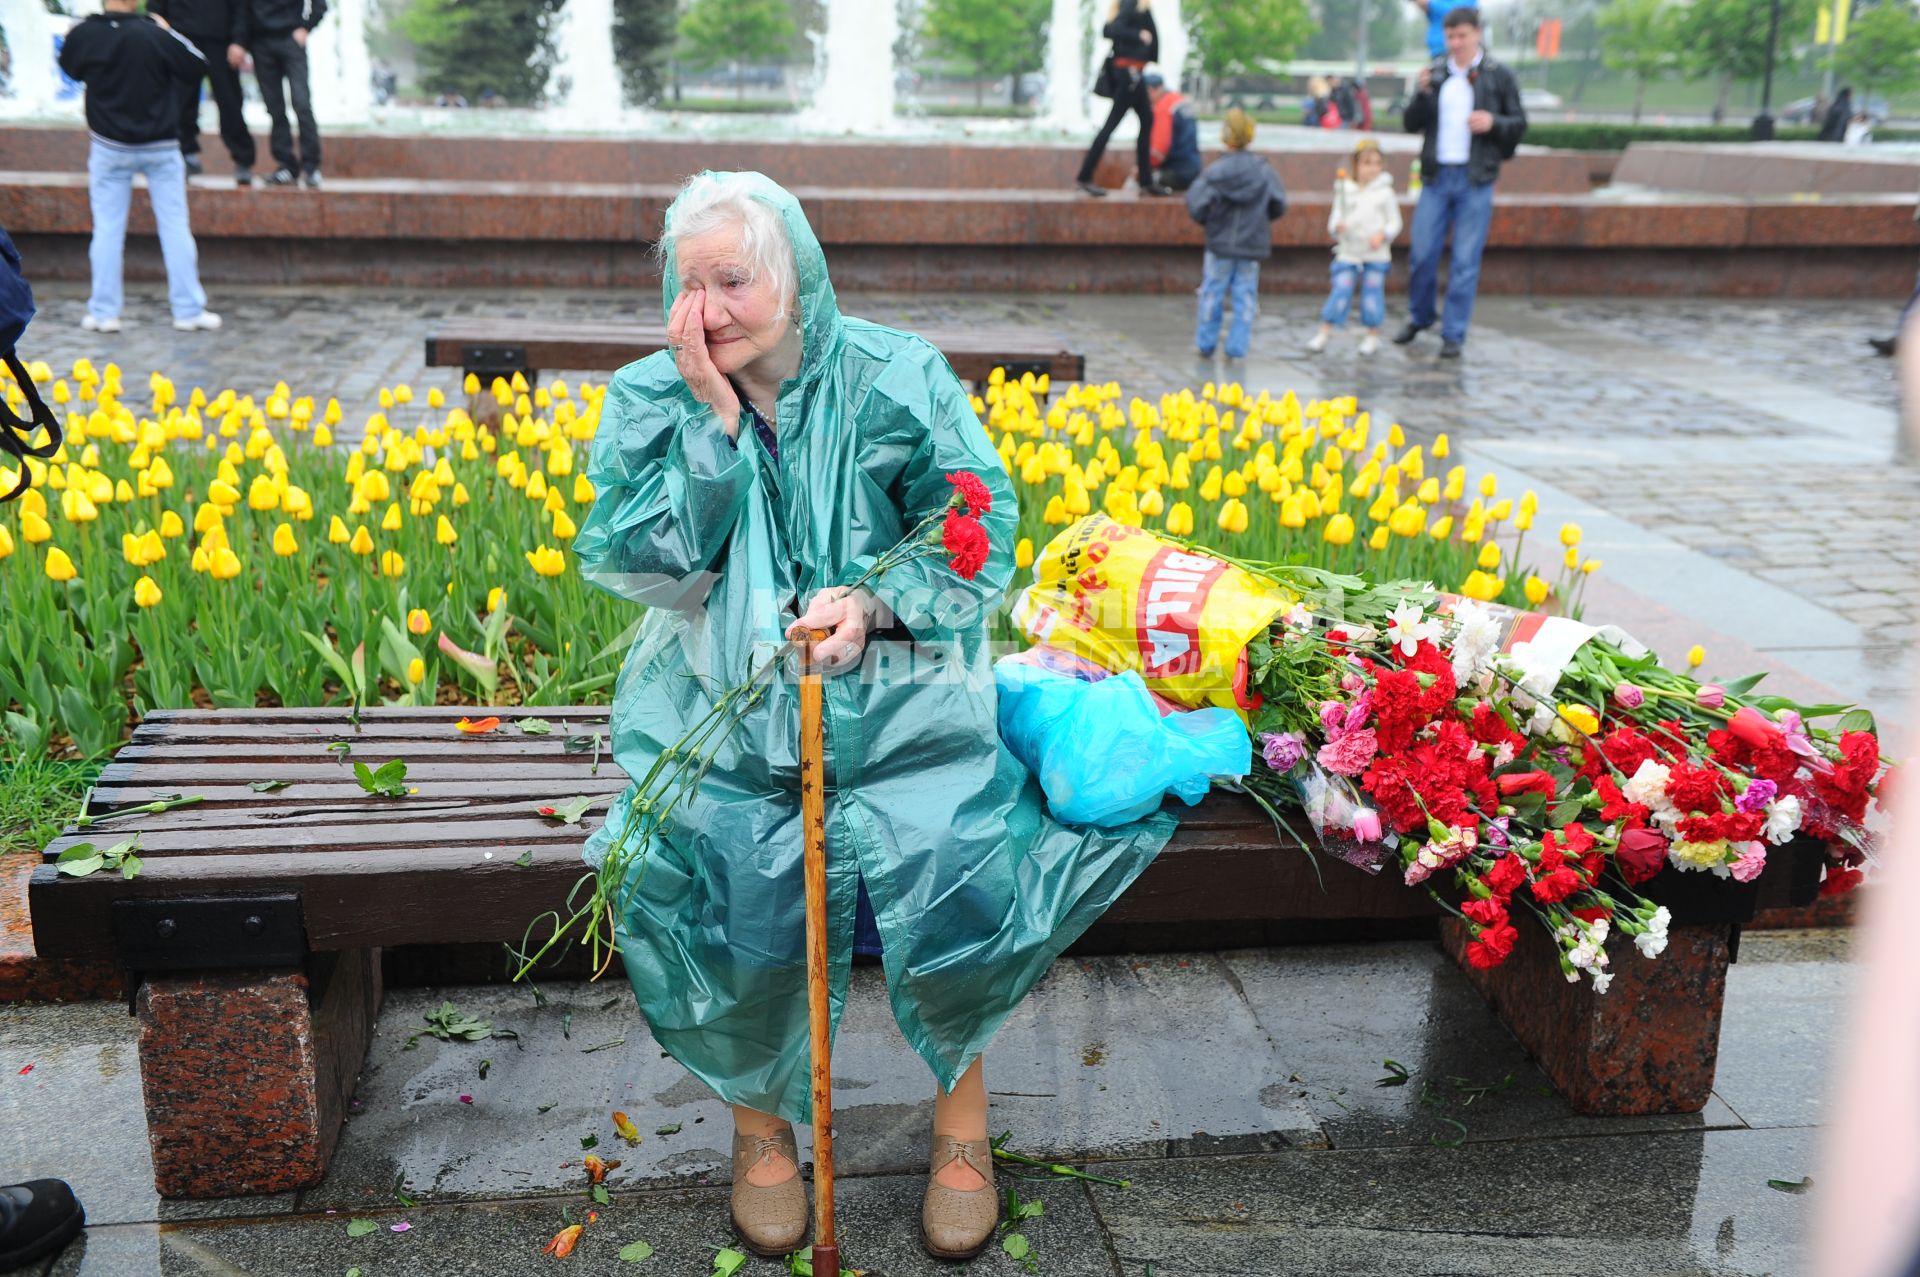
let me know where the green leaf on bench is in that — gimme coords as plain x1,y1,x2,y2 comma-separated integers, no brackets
591,1184,610,1206
513,850,534,868
402,1000,499,1049
249,779,293,792
345,1219,378,1237
537,795,599,826
518,718,554,735
618,1240,655,1262
654,1122,681,1136
55,845,104,878
354,758,411,798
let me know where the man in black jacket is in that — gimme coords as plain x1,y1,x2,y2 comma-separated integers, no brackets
1392,6,1525,358
246,0,326,187
57,0,222,333
149,0,256,185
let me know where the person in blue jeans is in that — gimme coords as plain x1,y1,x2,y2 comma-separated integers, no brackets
1392,6,1524,359
58,0,221,334
1309,139,1402,357
1184,108,1287,361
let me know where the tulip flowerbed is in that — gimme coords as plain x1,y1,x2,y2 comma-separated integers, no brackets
0,358,1584,760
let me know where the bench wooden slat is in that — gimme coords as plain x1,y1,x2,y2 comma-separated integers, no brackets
57,793,619,834
108,739,621,764
29,826,1396,959
424,321,1085,383
120,722,610,745
42,809,609,858
89,778,632,806
140,706,611,723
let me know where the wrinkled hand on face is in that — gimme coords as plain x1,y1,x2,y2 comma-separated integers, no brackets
667,287,743,436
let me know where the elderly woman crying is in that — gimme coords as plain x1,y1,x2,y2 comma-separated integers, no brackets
571,171,1177,1261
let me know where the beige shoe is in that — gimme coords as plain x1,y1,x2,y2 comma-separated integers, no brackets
730,1127,808,1257
921,1133,999,1260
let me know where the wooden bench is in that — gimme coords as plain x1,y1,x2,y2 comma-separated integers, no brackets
28,706,1822,1198
422,320,1086,389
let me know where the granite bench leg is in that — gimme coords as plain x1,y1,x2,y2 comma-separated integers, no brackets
135,948,382,1198
1439,917,1731,1117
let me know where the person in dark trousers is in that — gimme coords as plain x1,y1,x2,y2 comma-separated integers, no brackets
149,0,255,185
1185,108,1287,361
57,0,222,332
1075,0,1170,198
1145,71,1200,191
246,0,325,187
1820,86,1853,143
1392,6,1524,359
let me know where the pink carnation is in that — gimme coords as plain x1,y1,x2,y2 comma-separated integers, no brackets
1317,728,1379,777
1729,841,1767,883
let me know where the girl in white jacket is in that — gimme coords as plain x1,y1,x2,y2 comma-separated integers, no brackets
1307,139,1403,356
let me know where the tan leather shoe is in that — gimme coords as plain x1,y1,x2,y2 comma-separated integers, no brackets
730,1127,808,1257
921,1133,999,1260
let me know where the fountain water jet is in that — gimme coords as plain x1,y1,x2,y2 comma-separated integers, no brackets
306,0,372,125
549,0,623,126
803,0,897,135
0,0,72,119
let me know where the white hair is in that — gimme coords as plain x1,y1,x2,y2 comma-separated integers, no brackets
657,173,798,319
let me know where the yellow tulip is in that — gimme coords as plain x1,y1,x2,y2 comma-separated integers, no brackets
1015,537,1035,568
452,482,471,506
272,523,299,557
1165,501,1195,537
1043,494,1069,525
1279,495,1306,529
207,478,240,506
133,574,163,608
573,474,595,504
380,549,406,577
1459,570,1500,602
436,515,458,546
1138,487,1166,517
1429,515,1454,541
1581,558,1602,575
488,586,507,613
1488,499,1512,521
1687,644,1706,669
1222,471,1247,498
349,525,374,556
526,471,549,502
1432,432,1450,459
21,510,51,543
381,502,403,532
1216,498,1249,534
1477,542,1500,570
43,546,76,581
552,509,578,539
1323,512,1355,545
464,373,480,395
160,510,184,538
1388,501,1425,538
312,424,334,447
1387,423,1405,447
1368,526,1390,551
1415,477,1440,504
114,478,134,504
210,546,242,580
407,608,432,636
1063,478,1091,516
525,545,566,577
0,524,11,560
1559,521,1582,547
1513,510,1534,532
1564,546,1579,569
1524,575,1550,606
1478,473,1497,498
358,471,391,503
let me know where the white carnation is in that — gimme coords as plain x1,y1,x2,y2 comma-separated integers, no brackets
1764,794,1803,845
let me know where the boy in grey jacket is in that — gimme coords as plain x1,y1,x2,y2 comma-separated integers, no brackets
1184,109,1287,361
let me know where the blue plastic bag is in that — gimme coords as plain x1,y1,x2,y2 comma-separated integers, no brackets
995,652,1251,827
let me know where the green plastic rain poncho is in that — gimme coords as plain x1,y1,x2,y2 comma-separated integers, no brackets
574,172,1176,1122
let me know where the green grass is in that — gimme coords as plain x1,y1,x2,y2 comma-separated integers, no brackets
0,754,101,857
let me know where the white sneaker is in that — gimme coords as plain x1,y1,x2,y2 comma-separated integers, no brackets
1358,333,1380,356
80,314,121,333
1305,330,1329,353
173,311,222,332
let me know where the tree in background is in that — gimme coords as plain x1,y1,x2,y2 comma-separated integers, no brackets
1303,0,1405,65
396,0,566,103
613,0,678,105
1833,2,1920,101
1596,0,1677,122
1677,0,1816,123
1185,0,1317,106
920,0,1051,106
679,0,795,99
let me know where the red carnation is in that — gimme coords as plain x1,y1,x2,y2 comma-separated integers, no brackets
1465,922,1520,969
1595,774,1650,830
1665,763,1726,816
1486,854,1527,897
1820,865,1865,897
1461,896,1508,927
945,471,994,517
1572,904,1613,924
941,508,990,580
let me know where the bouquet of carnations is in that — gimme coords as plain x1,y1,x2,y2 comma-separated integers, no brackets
1014,515,1892,990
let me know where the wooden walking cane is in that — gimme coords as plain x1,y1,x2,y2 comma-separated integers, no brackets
795,626,841,1274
